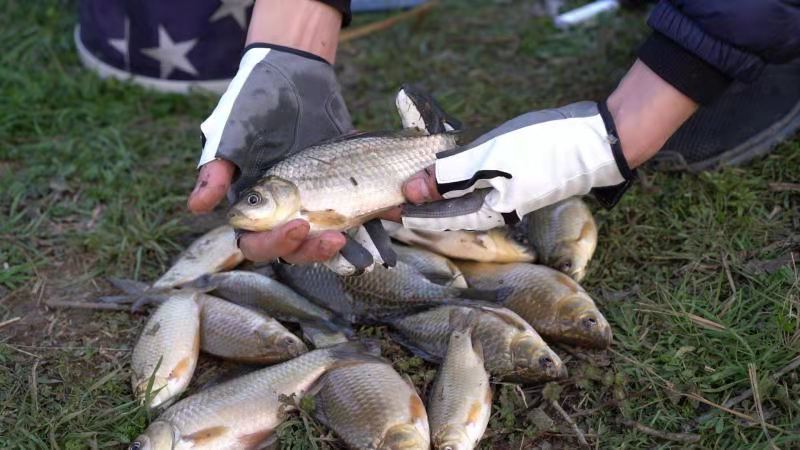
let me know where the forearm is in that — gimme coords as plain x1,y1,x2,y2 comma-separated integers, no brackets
246,0,342,64
607,59,698,168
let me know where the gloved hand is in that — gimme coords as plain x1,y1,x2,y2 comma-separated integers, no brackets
189,44,392,275
401,101,636,231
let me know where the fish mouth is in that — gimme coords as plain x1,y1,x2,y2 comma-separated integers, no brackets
227,209,260,231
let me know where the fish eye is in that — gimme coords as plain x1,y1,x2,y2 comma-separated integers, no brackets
246,192,261,206
128,442,142,450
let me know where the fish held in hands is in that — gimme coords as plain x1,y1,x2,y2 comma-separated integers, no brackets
528,197,597,281
312,359,430,450
152,225,243,290
129,341,378,450
131,291,200,409
458,262,612,349
195,294,307,364
229,131,458,233
428,309,492,450
391,305,565,383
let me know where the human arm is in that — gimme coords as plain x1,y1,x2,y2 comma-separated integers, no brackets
399,0,800,230
187,0,350,264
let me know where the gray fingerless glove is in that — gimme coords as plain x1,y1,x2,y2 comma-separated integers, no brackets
199,44,353,199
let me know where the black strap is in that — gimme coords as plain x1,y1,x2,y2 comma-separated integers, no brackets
592,101,637,209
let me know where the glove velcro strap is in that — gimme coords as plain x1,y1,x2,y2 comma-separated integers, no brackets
592,101,637,209
437,169,512,197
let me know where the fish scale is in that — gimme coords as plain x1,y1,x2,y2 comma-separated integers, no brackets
195,294,307,364
131,291,200,409
313,361,430,449
276,261,487,323
268,133,455,219
428,312,491,450
391,305,565,383
132,343,375,449
230,132,458,232
457,262,612,349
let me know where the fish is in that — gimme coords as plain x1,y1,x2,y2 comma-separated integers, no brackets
195,294,307,364
386,223,535,263
275,261,509,324
228,130,458,233
312,359,430,449
527,197,597,281
183,270,340,327
390,305,565,383
131,291,200,409
129,341,378,450
457,262,612,349
428,309,492,450
393,244,468,288
152,225,243,290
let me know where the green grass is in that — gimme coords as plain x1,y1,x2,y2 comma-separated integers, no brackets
2,0,799,448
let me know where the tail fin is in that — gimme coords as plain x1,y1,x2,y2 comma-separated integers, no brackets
106,277,148,295
328,339,384,365
177,273,218,292
299,321,351,348
447,307,485,361
448,307,479,334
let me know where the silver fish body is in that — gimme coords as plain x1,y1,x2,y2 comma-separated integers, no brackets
391,305,565,383
393,244,468,288
185,270,338,325
428,310,491,450
131,291,200,409
130,342,375,450
152,225,243,289
195,294,307,364
458,262,612,349
528,197,597,281
313,360,430,450
275,261,500,323
230,132,458,233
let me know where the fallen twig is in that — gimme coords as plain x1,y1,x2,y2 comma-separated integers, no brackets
684,392,783,433
768,182,800,192
550,400,589,448
340,1,437,43
0,316,21,329
748,364,779,450
44,300,131,312
698,355,800,424
621,419,700,444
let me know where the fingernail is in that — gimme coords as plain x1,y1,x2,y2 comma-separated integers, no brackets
319,240,336,257
286,225,305,241
191,169,209,195
408,178,431,203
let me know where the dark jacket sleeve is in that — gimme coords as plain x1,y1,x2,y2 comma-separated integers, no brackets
318,0,352,27
637,0,800,104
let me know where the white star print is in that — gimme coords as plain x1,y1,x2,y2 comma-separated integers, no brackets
210,0,254,29
141,26,198,79
108,17,130,70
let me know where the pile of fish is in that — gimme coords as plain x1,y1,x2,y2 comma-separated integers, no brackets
114,192,606,449
106,116,614,450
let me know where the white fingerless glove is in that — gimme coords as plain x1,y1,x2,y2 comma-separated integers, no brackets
402,101,634,231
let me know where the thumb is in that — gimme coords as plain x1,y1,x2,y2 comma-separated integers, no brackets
402,165,443,204
188,159,235,213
